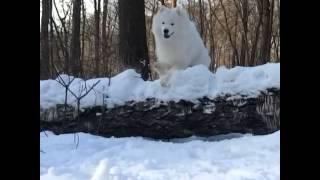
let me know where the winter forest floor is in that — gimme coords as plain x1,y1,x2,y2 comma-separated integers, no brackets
40,131,280,180
40,63,280,180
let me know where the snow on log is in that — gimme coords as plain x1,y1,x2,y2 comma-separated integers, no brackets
40,63,280,139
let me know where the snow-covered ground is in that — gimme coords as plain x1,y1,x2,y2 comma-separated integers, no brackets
40,63,280,109
40,131,280,180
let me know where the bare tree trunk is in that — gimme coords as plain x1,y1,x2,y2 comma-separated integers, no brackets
81,0,86,76
259,0,272,65
208,0,216,71
216,0,239,67
159,0,165,5
118,0,150,80
104,3,117,77
70,0,82,76
172,0,177,7
64,27,70,74
49,0,54,77
51,17,65,68
239,0,249,66
53,0,70,74
276,0,280,62
233,8,239,66
41,0,51,80
250,0,263,66
102,0,109,76
269,0,275,61
94,0,101,77
198,0,204,39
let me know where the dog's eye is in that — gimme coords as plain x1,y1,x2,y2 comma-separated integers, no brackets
171,23,174,26
162,22,165,24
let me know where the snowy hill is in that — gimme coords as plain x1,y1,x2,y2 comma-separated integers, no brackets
40,63,280,109
40,130,280,180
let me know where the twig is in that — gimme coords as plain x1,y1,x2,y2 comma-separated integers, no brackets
43,131,48,137
53,65,75,109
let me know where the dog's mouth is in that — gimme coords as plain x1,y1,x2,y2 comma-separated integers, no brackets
164,32,174,39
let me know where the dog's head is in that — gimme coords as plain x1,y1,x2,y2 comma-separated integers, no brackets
152,5,190,40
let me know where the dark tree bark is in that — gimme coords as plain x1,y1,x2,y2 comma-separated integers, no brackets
70,0,82,76
250,0,263,66
173,0,177,7
276,0,280,61
233,8,239,66
53,0,70,74
41,0,51,80
81,0,86,75
258,0,272,65
239,0,249,66
198,0,204,39
208,0,216,71
94,0,101,77
102,0,109,76
51,17,66,68
159,0,165,5
40,89,280,139
49,0,54,77
269,0,275,60
216,0,240,67
118,0,151,80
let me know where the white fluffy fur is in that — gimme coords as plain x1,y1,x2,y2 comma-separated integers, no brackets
152,5,211,86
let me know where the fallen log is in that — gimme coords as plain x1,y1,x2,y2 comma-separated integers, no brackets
40,88,280,139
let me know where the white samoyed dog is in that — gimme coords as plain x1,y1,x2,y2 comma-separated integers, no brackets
152,5,211,86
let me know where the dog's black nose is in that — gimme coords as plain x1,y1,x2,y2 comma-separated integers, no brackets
164,29,169,34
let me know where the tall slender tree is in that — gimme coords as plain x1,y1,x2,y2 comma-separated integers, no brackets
70,0,82,76
94,0,101,77
40,0,51,79
102,0,109,76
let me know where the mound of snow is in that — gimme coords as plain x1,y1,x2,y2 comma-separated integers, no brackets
40,63,280,109
40,131,280,180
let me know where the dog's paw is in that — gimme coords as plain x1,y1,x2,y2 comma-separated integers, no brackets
160,79,169,87
152,62,162,73
153,62,171,74
153,61,160,68
160,76,171,87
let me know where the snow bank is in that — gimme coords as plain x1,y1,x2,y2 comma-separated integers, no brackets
40,131,280,180
40,63,280,109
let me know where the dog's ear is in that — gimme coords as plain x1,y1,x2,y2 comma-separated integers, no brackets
176,6,188,18
158,5,167,13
